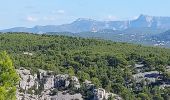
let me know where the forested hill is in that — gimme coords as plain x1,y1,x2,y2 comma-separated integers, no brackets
0,32,170,99
0,32,170,69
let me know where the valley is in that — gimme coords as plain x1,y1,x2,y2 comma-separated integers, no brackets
1,0,170,100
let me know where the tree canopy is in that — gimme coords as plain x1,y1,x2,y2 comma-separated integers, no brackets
0,51,19,100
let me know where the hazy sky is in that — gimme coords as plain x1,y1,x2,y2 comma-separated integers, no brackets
0,0,170,29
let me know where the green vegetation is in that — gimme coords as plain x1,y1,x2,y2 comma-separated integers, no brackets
0,32,170,99
0,51,19,100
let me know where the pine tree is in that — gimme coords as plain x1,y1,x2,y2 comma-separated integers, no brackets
0,51,19,100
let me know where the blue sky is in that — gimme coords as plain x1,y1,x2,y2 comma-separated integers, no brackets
0,0,170,29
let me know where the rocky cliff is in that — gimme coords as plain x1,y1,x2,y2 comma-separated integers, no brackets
16,68,121,100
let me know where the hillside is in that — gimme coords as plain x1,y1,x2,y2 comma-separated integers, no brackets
48,28,165,46
143,30,170,47
152,30,170,41
0,33,170,99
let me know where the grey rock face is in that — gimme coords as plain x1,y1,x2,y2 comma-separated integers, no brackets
93,88,122,100
16,68,122,100
16,68,82,100
17,68,38,90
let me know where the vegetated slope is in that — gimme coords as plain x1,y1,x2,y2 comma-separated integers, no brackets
144,30,170,47
48,28,165,45
152,30,170,41
0,32,170,99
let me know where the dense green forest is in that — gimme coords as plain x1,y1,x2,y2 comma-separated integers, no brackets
0,32,170,100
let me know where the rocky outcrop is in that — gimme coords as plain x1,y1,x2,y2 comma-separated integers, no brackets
16,68,39,100
43,75,55,90
71,76,81,89
50,92,83,100
17,68,38,90
16,68,122,100
93,88,122,100
83,80,94,89
55,74,70,88
16,68,82,100
23,52,33,56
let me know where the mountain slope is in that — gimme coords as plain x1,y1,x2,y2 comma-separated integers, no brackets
1,14,170,33
152,30,170,41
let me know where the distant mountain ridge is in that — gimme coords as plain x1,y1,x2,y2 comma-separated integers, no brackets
2,14,170,33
